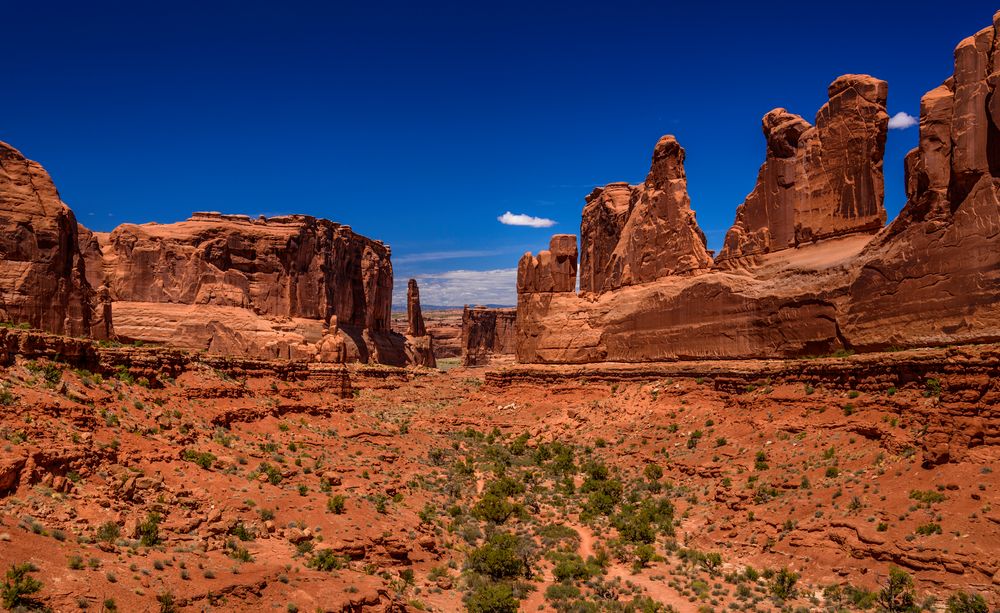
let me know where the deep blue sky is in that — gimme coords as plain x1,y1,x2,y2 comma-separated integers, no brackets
3,1,992,305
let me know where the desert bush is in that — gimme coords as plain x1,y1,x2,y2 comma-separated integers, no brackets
467,533,526,580
769,567,798,600
1,562,42,610
877,566,916,613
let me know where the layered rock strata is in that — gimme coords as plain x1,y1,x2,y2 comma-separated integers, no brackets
579,136,712,294
0,142,109,339
402,279,435,367
717,75,890,266
461,306,516,366
517,13,1000,365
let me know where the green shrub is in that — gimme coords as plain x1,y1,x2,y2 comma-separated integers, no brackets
643,463,663,481
229,522,255,541
327,495,347,514
946,591,988,613
769,567,799,600
914,522,942,536
471,492,520,524
307,549,343,571
908,490,946,504
138,512,162,546
467,533,526,580
466,582,518,613
877,566,916,613
1,563,43,609
181,449,216,470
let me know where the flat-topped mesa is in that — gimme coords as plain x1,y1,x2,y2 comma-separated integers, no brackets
582,135,712,294
101,213,393,332
716,74,889,266
517,234,578,294
406,278,427,337
0,141,109,339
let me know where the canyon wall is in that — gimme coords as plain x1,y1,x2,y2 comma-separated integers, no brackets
0,142,110,339
461,306,516,366
0,144,411,364
93,213,405,362
517,12,1000,364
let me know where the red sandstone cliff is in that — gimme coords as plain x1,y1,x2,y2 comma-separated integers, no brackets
403,278,435,367
88,212,403,362
516,12,1000,364
717,75,889,266
579,136,712,294
461,306,516,366
0,142,110,339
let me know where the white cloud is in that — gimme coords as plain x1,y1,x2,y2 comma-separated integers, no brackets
888,112,918,130
393,268,517,307
497,211,557,228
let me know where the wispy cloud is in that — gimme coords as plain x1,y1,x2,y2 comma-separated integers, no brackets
393,249,506,265
393,268,517,307
498,211,557,228
888,112,918,130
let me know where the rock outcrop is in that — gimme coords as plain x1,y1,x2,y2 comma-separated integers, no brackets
100,212,392,330
0,142,109,339
579,183,633,294
461,306,516,366
578,136,712,294
717,75,889,266
844,17,1000,350
402,279,435,368
517,234,578,294
516,13,1000,364
85,212,409,363
406,279,426,337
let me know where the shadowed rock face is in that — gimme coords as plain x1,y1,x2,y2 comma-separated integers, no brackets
579,183,633,294
578,136,712,295
461,306,516,366
716,75,889,266
0,141,109,339
517,13,1000,363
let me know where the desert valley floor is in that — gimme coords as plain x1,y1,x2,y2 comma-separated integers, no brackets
0,342,997,612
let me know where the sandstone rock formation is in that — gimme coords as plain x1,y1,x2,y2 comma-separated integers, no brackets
717,75,889,266
99,212,392,329
85,212,408,363
517,234,578,294
406,279,426,337
517,13,1000,364
844,16,1000,350
579,183,634,294
315,315,347,364
402,279,435,368
461,306,516,366
0,142,109,339
579,136,712,294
